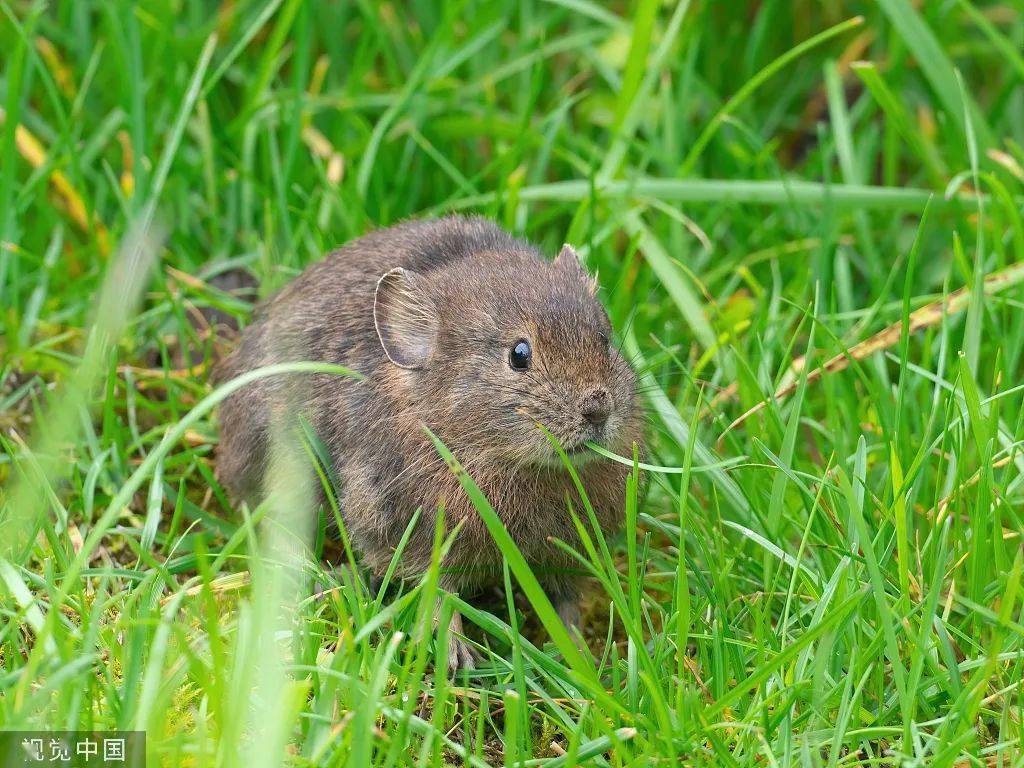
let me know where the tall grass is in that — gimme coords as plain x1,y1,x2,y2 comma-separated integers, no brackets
2,1,1023,766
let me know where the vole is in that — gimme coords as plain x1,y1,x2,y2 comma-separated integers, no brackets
216,215,644,669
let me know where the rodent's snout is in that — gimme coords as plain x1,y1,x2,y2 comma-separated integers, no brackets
580,386,612,431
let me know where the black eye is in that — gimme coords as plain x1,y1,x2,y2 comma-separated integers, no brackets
509,339,532,370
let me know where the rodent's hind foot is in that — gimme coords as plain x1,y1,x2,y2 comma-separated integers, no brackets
556,598,581,633
555,598,589,653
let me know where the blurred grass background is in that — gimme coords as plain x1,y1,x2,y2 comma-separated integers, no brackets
2,0,1024,765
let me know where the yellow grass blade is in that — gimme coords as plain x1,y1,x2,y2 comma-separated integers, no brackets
0,107,110,255
717,260,1024,439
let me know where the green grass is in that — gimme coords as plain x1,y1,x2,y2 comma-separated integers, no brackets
2,0,1024,765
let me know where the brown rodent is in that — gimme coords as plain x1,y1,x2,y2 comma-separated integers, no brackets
215,215,644,668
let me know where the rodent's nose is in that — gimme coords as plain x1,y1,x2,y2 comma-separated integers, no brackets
580,387,612,429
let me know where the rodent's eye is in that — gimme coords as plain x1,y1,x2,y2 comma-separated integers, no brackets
509,339,532,370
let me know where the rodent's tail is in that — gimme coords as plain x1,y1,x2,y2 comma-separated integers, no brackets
203,267,260,382
200,267,260,335
155,266,259,376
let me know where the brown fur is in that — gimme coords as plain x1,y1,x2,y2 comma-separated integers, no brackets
215,215,644,667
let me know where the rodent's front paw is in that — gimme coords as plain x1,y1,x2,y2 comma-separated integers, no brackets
447,634,480,672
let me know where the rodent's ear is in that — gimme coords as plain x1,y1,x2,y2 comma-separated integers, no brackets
373,267,439,369
554,244,598,296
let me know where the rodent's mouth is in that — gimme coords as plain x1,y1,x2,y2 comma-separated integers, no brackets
535,440,602,469
524,415,618,469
